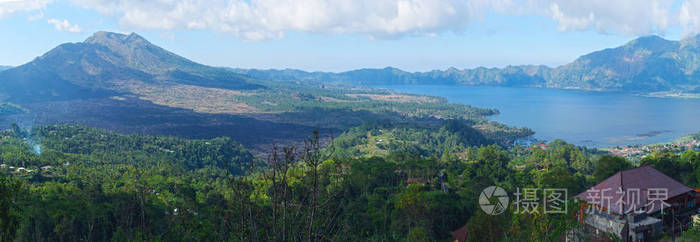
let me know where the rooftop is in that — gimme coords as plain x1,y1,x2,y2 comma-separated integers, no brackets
576,166,694,214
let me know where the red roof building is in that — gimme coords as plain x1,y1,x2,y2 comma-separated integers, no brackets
576,166,694,215
450,225,467,242
576,166,697,241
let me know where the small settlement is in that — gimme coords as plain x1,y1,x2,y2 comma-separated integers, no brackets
607,139,700,161
1,163,56,174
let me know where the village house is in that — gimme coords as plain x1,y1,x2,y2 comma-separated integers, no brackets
450,225,468,242
526,143,549,151
575,166,698,241
405,177,426,186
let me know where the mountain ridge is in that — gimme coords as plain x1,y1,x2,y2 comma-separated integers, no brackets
0,31,262,103
3,31,699,104
232,34,700,93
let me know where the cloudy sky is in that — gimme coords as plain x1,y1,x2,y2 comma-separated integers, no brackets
1,0,700,71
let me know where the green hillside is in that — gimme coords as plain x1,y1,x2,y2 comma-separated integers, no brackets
0,32,261,103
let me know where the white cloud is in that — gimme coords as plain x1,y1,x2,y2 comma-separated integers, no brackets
69,0,684,40
680,0,700,35
541,0,674,35
47,18,83,33
27,11,43,21
71,0,518,40
0,0,52,18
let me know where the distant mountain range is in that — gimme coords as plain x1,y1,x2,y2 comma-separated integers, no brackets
3,31,700,104
232,35,700,93
0,31,261,103
0,66,11,72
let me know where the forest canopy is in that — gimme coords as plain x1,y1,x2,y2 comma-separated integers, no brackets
0,125,698,241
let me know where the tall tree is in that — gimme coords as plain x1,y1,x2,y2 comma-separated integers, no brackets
593,155,631,182
0,174,21,241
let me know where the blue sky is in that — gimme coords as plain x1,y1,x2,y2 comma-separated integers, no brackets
1,0,697,72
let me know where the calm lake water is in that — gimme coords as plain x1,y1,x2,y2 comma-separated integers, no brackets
377,85,700,148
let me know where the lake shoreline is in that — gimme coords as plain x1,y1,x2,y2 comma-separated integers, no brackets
375,84,700,148
374,84,700,100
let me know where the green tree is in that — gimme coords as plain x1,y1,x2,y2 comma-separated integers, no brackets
539,166,587,194
464,210,509,241
0,174,21,241
593,155,631,182
680,221,700,241
641,150,694,184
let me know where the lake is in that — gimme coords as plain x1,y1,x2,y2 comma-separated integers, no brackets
377,85,700,148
